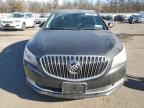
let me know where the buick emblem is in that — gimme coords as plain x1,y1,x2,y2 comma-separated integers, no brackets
68,60,80,75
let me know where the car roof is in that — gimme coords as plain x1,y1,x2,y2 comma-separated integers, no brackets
53,10,99,15
12,12,33,15
13,12,24,14
116,15,124,16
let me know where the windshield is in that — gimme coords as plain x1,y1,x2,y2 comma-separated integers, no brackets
39,15,46,18
137,15,144,18
44,13,107,30
12,13,24,18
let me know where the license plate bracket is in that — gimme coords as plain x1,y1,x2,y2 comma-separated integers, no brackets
62,82,87,94
6,24,10,27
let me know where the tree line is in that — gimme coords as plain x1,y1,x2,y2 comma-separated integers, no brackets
0,0,144,13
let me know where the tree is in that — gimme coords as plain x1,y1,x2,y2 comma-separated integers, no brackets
0,0,144,13
63,1,74,9
7,0,24,12
0,2,10,13
52,0,59,10
95,0,102,12
79,0,94,10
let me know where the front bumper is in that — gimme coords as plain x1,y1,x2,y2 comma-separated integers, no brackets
2,23,22,30
24,61,126,99
27,77,124,99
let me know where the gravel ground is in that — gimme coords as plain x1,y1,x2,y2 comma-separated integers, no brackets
0,23,144,108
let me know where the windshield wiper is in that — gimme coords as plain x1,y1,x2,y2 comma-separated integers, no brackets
44,27,78,30
44,27,62,30
44,26,100,30
80,28,96,30
75,26,96,30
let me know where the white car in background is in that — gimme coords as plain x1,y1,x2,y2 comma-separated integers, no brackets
0,20,2,28
36,13,50,24
1,12,36,31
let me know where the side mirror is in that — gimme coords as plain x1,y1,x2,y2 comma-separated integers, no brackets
108,22,115,28
25,16,29,19
39,21,45,28
94,25,103,30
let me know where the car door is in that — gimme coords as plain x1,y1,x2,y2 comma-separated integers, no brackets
25,14,34,27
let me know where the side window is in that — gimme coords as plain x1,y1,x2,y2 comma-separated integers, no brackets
25,14,30,18
25,14,33,18
29,14,33,18
95,16,107,30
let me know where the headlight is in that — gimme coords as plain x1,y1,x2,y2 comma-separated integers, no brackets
111,45,127,69
24,46,38,66
15,20,21,22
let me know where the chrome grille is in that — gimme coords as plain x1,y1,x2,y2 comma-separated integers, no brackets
40,55,109,81
3,21,13,23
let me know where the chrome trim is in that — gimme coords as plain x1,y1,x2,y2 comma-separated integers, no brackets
86,78,124,94
40,55,110,81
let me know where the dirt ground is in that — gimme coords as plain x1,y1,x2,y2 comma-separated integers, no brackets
0,23,144,108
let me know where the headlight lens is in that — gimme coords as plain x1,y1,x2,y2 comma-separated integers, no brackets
24,46,38,66
111,45,127,69
15,20,21,22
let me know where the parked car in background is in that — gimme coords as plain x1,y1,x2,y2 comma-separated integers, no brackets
139,15,144,22
1,12,36,31
104,15,113,21
0,20,2,28
101,15,106,19
128,15,144,24
114,15,125,22
24,10,127,99
36,13,49,24
124,16,130,22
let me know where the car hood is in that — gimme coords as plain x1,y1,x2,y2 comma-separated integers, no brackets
2,17,24,21
27,30,123,59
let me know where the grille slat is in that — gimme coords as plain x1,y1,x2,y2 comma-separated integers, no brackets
94,57,99,75
57,57,62,77
44,57,49,72
97,57,102,75
40,55,109,81
50,56,55,75
53,56,58,76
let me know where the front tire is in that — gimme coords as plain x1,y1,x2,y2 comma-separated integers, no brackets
21,23,26,31
32,21,36,28
132,19,135,24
